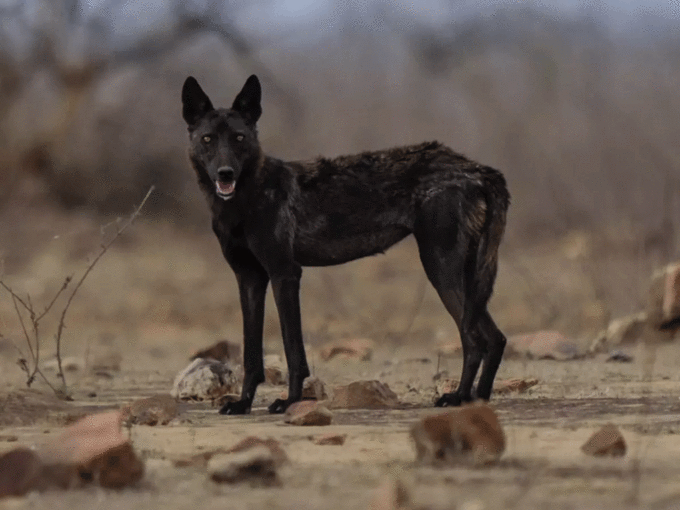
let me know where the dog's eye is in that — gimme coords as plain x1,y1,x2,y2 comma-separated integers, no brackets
235,134,244,142
202,135,212,144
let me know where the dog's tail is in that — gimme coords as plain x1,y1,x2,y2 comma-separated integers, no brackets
463,168,510,323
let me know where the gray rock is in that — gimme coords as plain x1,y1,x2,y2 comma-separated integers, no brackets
171,358,240,401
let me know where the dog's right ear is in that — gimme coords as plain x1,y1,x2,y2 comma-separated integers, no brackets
182,77,214,126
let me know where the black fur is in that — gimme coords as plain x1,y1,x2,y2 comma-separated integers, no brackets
181,75,511,415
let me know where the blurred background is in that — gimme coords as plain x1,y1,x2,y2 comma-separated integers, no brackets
0,0,679,371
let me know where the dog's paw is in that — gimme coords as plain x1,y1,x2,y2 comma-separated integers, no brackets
267,398,290,414
219,399,252,415
435,392,467,408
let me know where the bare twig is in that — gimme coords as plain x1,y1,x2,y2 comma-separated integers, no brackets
0,186,154,396
0,281,31,313
53,186,154,385
7,291,35,368
36,276,72,322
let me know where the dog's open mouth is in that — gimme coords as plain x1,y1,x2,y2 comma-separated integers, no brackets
215,180,236,200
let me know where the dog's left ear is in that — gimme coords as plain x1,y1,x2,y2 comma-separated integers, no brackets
231,75,262,125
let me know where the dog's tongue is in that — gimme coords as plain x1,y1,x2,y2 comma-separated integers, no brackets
216,181,235,195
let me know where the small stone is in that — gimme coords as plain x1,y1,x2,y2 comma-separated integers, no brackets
192,340,241,363
0,448,80,497
589,313,648,354
284,401,333,426
507,330,581,360
319,338,374,361
264,366,287,386
41,411,127,465
330,381,400,409
606,350,634,363
208,446,279,486
0,435,18,442
303,377,328,400
410,404,505,466
312,433,346,445
227,437,288,467
369,476,411,510
494,378,539,395
0,448,43,498
175,437,287,469
171,358,241,402
2,411,144,495
280,376,328,401
121,394,178,426
581,423,626,457
77,442,144,488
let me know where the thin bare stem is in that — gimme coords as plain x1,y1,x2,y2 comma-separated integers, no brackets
0,281,31,314
36,275,72,322
53,186,154,385
9,293,35,370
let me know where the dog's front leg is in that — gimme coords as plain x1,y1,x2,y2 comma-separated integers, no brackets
219,265,269,415
268,270,310,414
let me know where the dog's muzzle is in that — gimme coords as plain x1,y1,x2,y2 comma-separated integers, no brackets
216,167,236,200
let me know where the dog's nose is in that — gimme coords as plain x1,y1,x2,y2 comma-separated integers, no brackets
217,167,235,182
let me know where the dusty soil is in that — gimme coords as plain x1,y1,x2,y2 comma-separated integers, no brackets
1,208,680,509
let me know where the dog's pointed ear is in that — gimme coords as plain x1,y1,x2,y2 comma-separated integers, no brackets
231,75,261,125
182,76,214,126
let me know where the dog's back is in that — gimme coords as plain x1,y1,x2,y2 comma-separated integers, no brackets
270,141,507,267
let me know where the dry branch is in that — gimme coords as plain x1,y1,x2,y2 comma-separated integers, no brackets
0,186,154,396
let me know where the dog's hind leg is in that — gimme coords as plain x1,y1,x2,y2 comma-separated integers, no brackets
414,190,486,406
474,309,507,400
220,259,269,415
267,267,310,414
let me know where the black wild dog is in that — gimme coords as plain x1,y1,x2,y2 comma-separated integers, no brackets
181,75,510,415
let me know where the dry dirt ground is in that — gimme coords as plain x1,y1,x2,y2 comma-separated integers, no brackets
1,208,680,510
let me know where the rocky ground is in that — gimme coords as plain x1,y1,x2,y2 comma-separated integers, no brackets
1,209,680,509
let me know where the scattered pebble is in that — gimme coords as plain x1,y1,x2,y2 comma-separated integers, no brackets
320,338,374,361
1,411,144,498
606,350,634,363
284,401,333,426
227,437,288,466
121,394,178,426
174,436,287,469
494,378,539,395
581,423,626,457
330,380,400,409
78,442,144,489
410,404,505,466
208,446,279,487
171,358,240,402
312,433,347,446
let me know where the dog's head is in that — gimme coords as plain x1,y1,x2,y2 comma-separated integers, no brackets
182,75,262,201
